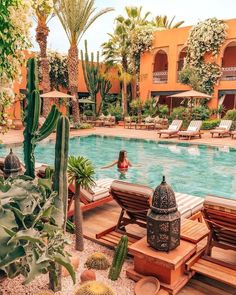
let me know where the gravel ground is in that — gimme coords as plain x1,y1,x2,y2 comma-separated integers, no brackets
1,235,135,295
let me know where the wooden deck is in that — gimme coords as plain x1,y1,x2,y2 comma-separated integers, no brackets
83,202,236,295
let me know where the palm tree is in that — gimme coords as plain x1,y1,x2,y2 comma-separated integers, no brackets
67,155,95,251
153,15,184,29
54,0,113,123
33,1,53,117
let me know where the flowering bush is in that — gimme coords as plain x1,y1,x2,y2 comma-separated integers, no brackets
37,51,69,89
180,18,227,94
0,0,31,131
129,24,154,74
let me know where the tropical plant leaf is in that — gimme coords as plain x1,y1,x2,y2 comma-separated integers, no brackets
7,229,45,245
0,246,25,268
53,253,76,284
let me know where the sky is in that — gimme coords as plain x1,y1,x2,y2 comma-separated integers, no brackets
31,0,236,55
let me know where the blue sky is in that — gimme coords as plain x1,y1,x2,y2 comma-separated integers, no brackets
31,0,236,54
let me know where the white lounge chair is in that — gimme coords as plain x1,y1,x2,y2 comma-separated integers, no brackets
210,120,232,138
178,120,202,140
157,120,183,138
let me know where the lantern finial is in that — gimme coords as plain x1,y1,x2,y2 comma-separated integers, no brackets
162,175,166,183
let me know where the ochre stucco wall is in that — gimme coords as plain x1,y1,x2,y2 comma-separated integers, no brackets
140,19,236,111
9,54,120,120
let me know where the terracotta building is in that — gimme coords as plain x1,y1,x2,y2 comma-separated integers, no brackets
9,55,120,121
139,19,236,114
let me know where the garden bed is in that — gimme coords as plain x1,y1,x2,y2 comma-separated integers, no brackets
1,235,135,295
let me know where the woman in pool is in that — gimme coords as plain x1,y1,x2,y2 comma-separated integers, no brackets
101,150,139,172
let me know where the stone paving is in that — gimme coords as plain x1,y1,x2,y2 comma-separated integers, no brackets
1,126,236,148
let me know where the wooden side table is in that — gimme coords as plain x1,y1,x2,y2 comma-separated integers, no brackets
181,218,209,244
127,238,196,294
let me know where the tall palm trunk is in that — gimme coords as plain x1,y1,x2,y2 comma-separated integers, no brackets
68,43,80,123
36,19,51,117
74,183,84,251
122,79,128,115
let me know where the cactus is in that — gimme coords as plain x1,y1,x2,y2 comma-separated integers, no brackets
23,57,60,178
98,75,112,114
49,115,70,292
81,40,101,114
75,281,116,295
52,115,70,230
85,252,110,270
108,235,128,281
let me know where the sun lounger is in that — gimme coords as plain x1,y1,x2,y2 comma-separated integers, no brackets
210,120,233,138
202,195,236,270
178,120,202,140
68,178,114,214
103,116,116,127
231,130,236,139
157,120,183,138
96,181,204,242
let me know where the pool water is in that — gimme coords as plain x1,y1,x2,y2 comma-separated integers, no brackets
1,135,236,198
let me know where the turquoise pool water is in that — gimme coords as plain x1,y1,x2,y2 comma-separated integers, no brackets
1,135,236,198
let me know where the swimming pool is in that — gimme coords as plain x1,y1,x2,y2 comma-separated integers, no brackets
1,135,236,198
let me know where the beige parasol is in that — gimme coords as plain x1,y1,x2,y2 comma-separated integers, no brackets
168,90,212,113
40,90,75,100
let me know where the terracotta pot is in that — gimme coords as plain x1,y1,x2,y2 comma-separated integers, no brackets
62,256,79,277
80,269,96,283
134,276,160,295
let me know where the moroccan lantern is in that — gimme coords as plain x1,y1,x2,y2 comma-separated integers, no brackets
147,176,180,251
3,148,22,178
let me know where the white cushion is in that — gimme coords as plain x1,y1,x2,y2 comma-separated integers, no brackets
169,125,178,131
188,126,197,131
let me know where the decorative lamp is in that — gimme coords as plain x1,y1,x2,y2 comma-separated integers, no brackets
147,176,180,251
3,148,22,178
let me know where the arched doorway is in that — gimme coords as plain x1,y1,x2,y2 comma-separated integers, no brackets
221,41,236,81
153,50,168,83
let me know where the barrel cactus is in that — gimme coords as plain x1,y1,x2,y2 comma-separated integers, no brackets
75,281,116,295
23,57,60,178
85,252,110,270
108,235,128,281
36,291,54,295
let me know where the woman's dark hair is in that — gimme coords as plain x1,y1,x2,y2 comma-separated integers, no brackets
118,150,127,165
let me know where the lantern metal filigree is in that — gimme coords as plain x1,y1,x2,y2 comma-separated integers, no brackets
147,176,180,251
3,148,22,178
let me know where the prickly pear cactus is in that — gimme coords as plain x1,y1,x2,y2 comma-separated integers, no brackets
85,252,110,270
75,281,116,295
108,235,128,281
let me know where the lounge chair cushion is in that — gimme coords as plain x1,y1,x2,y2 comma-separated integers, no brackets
169,125,178,131
176,192,204,218
204,195,236,214
188,126,198,132
96,178,115,189
81,186,110,202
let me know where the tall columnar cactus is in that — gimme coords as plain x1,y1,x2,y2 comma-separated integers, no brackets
108,235,128,281
23,58,60,178
49,115,70,292
52,115,70,230
81,40,101,113
99,75,112,114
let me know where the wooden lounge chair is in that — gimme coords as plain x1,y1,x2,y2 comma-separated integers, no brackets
104,116,116,127
178,120,202,140
157,120,183,138
68,179,114,214
210,120,233,138
202,195,236,270
231,130,236,139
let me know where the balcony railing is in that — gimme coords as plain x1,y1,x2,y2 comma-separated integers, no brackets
221,67,236,81
153,71,168,83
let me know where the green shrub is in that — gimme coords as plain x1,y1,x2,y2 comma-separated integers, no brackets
129,98,143,116
143,98,157,117
157,104,169,118
83,110,95,117
170,107,188,120
224,109,236,130
74,123,92,129
192,106,210,121
107,105,123,122
202,119,220,130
